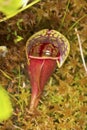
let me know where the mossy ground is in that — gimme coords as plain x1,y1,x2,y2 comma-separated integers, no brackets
0,0,87,129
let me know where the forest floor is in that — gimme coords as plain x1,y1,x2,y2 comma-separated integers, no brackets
0,0,87,129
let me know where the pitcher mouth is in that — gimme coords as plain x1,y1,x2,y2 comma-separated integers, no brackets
26,29,70,67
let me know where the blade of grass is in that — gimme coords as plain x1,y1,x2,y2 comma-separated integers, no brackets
17,66,25,112
0,0,41,22
59,0,70,31
18,66,21,92
67,14,87,33
13,125,24,130
0,69,12,80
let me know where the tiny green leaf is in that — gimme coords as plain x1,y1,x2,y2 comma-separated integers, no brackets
14,35,23,44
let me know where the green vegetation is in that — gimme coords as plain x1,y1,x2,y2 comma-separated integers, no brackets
0,85,13,122
0,0,41,22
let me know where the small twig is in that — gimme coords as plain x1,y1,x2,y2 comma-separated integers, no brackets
75,28,87,74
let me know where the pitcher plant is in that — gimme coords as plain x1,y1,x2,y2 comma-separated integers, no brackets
26,29,70,113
